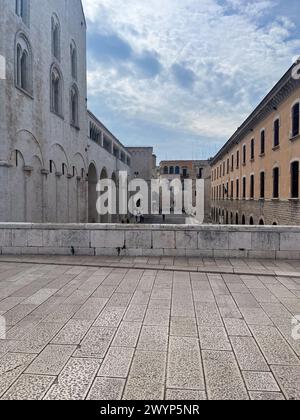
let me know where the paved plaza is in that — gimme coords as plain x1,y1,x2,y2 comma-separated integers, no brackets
0,255,300,400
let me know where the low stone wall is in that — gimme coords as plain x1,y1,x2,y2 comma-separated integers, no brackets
1,223,300,260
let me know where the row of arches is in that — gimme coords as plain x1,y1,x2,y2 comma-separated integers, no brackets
211,208,278,226
87,163,119,224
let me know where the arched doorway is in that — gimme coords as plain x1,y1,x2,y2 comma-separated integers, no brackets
88,163,98,223
259,218,265,225
242,215,246,225
236,213,239,225
249,216,254,225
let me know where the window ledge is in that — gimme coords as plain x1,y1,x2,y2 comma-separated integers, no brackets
272,145,280,151
250,158,255,162
290,134,300,142
51,110,64,120
70,123,80,131
272,198,279,202
260,153,265,158
16,85,34,100
289,198,300,202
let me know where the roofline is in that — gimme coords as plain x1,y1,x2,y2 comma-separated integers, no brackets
87,110,131,157
79,0,87,28
211,61,300,165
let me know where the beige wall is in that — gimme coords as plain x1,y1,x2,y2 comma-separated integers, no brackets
211,85,300,225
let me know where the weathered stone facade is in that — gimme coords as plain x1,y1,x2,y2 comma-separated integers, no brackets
0,0,131,224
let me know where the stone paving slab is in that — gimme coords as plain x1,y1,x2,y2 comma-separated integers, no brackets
0,258,300,400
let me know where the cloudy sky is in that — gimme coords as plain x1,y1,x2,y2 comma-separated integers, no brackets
82,0,300,162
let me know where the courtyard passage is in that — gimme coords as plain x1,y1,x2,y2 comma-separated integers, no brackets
0,255,300,400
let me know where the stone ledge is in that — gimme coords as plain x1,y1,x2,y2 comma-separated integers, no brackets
1,224,300,259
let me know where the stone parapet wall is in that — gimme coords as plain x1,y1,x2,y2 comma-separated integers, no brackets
1,224,300,260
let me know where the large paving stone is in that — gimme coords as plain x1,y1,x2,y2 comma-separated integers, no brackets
138,326,169,352
167,336,204,390
45,358,101,400
123,351,167,400
1,374,55,400
170,317,198,337
250,326,300,366
243,372,280,392
98,347,134,378
73,327,116,358
195,302,223,327
26,344,76,376
94,306,126,327
112,322,141,348
271,365,300,400
230,336,269,372
0,353,35,397
144,308,170,326
73,298,108,321
199,326,231,351
224,318,252,337
87,378,125,400
203,350,249,400
165,389,207,400
51,320,93,345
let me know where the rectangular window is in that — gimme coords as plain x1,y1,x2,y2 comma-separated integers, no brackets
236,150,240,169
274,119,280,147
227,159,229,174
251,138,255,160
231,155,234,171
273,167,279,199
236,179,239,199
292,103,300,138
260,172,265,199
243,145,246,165
250,175,254,199
242,177,246,199
291,161,299,198
260,130,265,155
231,181,234,199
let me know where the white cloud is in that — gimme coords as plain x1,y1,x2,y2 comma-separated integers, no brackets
82,0,300,147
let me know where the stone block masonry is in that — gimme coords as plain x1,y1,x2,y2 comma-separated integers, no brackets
2,224,300,260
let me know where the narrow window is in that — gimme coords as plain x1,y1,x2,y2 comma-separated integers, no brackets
227,159,229,174
274,119,280,147
260,130,265,155
291,161,299,198
169,166,174,175
15,35,32,94
250,138,255,160
250,175,255,199
231,155,234,171
242,177,246,199
52,15,61,61
51,66,62,116
236,179,239,199
243,145,246,165
231,180,234,199
70,85,79,127
292,103,300,137
236,150,240,169
273,167,279,199
260,172,265,199
70,42,77,80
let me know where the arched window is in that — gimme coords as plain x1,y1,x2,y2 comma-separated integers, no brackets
242,215,246,225
70,85,79,127
16,0,29,25
249,216,254,225
175,166,180,175
259,218,265,225
70,41,77,80
163,166,168,175
235,213,239,225
52,14,61,61
50,65,63,116
15,33,32,94
169,166,174,175
292,103,300,138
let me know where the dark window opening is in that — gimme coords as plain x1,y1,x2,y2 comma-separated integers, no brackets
260,130,265,155
274,119,280,147
292,103,300,137
273,167,279,198
291,161,299,198
260,172,265,199
250,175,254,199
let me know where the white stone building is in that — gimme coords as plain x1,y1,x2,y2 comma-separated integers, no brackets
0,0,132,224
